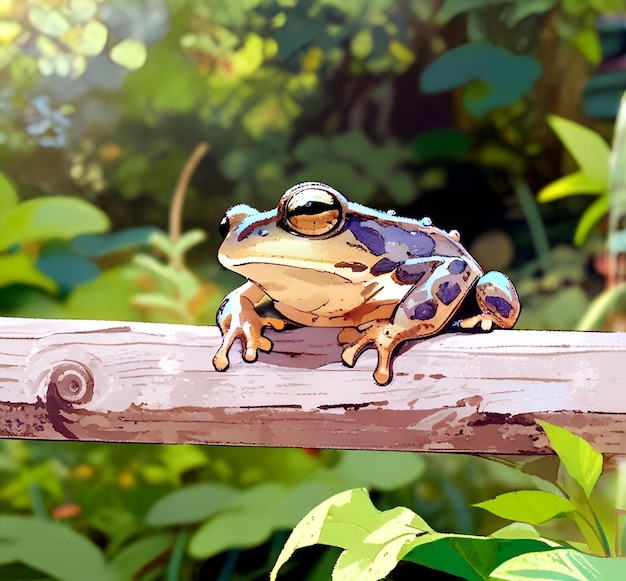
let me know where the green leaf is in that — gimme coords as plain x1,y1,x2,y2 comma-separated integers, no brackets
491,548,626,580
547,115,610,187
109,533,174,581
536,421,602,498
573,194,609,246
36,253,100,293
0,171,18,215
350,29,373,59
109,39,147,70
70,227,158,258
474,491,576,525
420,44,541,116
0,516,111,581
172,229,207,258
0,197,109,251
270,488,430,581
573,29,602,65
0,253,56,291
62,20,108,56
145,483,239,526
403,535,555,581
28,6,70,37
334,451,424,491
189,483,287,559
537,171,605,202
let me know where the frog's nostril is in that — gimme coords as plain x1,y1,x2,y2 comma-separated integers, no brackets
219,216,230,239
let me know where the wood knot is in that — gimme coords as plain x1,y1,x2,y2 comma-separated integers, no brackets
49,361,94,404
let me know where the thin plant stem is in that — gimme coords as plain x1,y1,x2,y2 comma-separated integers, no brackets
28,483,47,519
166,527,189,581
516,181,552,269
168,142,209,268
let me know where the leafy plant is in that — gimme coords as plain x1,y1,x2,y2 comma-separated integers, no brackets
271,421,626,580
538,115,611,245
0,168,109,291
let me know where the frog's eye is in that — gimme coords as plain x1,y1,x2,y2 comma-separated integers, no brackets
282,188,343,237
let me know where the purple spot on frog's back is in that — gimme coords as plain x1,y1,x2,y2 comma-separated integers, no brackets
436,281,461,305
386,227,435,257
448,259,466,274
395,263,428,284
411,300,438,320
346,217,386,256
486,296,513,318
371,258,399,275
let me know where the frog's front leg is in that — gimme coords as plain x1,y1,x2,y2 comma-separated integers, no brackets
213,281,286,371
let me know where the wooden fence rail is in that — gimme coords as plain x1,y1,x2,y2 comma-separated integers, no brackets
0,316,624,454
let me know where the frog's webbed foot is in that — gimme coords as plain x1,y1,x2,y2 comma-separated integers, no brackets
338,322,402,386
213,303,286,372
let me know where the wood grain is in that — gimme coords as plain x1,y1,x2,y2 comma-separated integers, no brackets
0,316,624,454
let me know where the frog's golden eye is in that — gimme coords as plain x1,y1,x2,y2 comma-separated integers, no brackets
283,188,344,237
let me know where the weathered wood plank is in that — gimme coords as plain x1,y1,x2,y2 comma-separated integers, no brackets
0,316,624,454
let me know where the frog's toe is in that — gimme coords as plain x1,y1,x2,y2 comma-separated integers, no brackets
213,347,231,371
372,350,393,386
341,338,369,368
262,316,286,331
457,314,495,332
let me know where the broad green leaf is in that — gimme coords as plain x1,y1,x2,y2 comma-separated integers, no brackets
64,266,141,321
536,421,602,498
502,0,558,25
403,535,555,581
270,488,430,581
0,171,18,215
109,39,147,70
573,194,609,246
420,44,541,116
0,197,109,251
0,516,111,581
145,483,239,526
36,253,100,293
189,483,286,559
29,6,70,37
70,227,157,258
474,490,576,524
62,20,108,56
109,533,174,581
547,115,610,187
350,29,373,59
537,171,605,202
0,253,56,291
273,480,347,529
334,451,424,491
491,548,626,580
332,531,418,581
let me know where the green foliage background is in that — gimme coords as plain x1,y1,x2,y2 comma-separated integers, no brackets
0,0,625,579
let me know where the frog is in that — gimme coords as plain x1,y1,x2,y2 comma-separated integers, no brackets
213,182,520,385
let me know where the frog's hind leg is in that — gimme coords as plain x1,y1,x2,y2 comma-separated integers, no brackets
457,271,520,331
